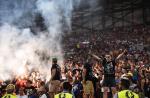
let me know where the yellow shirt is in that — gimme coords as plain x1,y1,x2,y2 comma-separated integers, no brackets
54,93,73,98
118,90,139,98
82,80,94,95
2,94,17,98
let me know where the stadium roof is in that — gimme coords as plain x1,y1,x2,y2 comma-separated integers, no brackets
72,0,150,32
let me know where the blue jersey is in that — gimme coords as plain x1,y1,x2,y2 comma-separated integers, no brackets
72,82,83,98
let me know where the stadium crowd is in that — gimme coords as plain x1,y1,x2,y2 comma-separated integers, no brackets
0,25,150,98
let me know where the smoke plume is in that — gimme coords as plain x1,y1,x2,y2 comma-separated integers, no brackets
0,0,78,81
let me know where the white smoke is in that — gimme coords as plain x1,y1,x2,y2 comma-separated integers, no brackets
36,0,75,32
0,0,37,27
0,24,39,80
0,0,79,81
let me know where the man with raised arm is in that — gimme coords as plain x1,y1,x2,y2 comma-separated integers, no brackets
90,49,127,98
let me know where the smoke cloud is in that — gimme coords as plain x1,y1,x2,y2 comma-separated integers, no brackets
0,0,79,81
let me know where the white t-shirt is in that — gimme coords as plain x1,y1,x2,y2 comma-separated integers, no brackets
39,94,47,98
17,95,28,98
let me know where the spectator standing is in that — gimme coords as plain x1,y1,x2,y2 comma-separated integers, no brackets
82,63,94,98
54,82,73,98
37,86,47,98
17,87,27,98
49,58,61,98
91,50,126,98
113,77,139,98
72,69,83,98
2,84,17,98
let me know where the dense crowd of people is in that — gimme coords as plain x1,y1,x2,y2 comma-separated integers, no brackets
0,25,150,98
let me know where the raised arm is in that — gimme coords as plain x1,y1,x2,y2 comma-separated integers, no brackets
92,54,101,60
90,54,103,62
116,49,127,60
88,50,103,61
